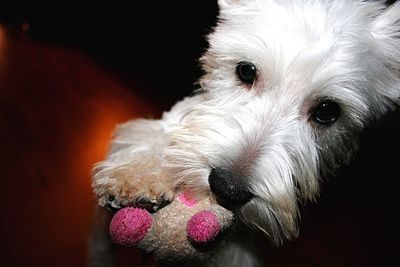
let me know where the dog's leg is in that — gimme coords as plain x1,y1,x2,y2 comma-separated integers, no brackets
92,95,206,211
92,117,175,211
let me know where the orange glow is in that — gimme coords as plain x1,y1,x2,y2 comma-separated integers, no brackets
0,24,158,267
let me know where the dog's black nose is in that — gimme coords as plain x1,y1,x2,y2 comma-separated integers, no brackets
208,168,254,206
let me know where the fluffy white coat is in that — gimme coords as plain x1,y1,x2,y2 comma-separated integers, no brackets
92,1,400,266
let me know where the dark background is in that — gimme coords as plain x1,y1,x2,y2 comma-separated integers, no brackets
0,2,399,267
4,2,219,107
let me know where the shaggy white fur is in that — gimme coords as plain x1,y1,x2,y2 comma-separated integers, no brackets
92,1,400,266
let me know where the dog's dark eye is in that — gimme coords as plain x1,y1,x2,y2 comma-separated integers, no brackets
236,62,257,85
312,100,341,125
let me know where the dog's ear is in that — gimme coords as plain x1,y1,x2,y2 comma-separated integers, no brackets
371,2,400,68
371,2,400,104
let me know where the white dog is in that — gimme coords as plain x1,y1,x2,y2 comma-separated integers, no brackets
92,0,400,266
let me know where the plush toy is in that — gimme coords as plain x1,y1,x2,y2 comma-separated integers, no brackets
109,191,234,265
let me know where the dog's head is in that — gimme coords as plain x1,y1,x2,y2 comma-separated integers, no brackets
168,0,400,244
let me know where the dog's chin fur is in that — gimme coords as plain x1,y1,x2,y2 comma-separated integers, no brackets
92,1,400,266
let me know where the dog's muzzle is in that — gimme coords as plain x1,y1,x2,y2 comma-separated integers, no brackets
209,167,254,207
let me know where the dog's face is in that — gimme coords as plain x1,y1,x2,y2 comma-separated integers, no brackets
167,0,400,243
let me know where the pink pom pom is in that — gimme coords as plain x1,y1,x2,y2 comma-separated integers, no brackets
109,207,152,246
187,211,220,244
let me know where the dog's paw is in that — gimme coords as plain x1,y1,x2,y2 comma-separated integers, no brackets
93,162,175,212
105,191,174,212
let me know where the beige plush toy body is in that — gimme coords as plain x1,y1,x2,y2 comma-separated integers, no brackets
109,191,234,266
